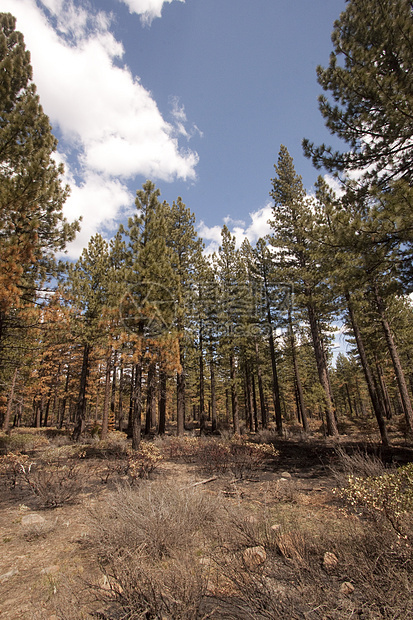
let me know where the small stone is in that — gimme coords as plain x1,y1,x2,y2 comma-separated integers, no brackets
0,568,19,583
243,545,267,570
21,513,46,526
340,581,355,595
280,472,292,479
323,551,339,569
271,524,282,532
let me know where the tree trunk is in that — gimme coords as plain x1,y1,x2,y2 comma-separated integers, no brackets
131,363,142,450
176,342,185,436
72,344,90,441
145,362,156,434
264,275,283,435
254,339,267,429
2,366,18,434
58,365,70,429
158,370,167,435
109,349,117,433
101,348,112,440
210,354,217,432
288,309,309,432
373,285,413,434
199,323,206,435
118,363,124,430
346,292,389,446
230,352,240,434
306,297,338,437
251,373,259,433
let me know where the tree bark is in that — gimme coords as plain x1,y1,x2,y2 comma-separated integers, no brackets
254,339,267,429
131,363,142,450
346,292,389,446
72,343,90,441
373,284,413,434
158,369,167,435
210,353,217,432
176,342,185,436
101,348,112,440
306,296,338,437
145,361,156,434
2,366,18,434
288,309,309,432
230,352,240,435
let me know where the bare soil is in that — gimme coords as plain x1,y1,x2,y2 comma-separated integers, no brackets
1,433,412,619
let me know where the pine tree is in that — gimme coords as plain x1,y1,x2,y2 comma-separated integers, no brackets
270,146,339,436
121,181,179,448
165,197,203,435
0,13,78,407
303,0,413,188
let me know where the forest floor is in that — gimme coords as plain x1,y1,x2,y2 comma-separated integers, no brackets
0,422,412,619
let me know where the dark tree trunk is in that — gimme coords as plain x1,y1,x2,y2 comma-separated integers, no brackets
131,363,142,450
251,373,259,433
2,366,18,434
254,339,267,429
158,370,167,435
127,365,135,438
199,324,206,435
118,363,124,431
72,344,90,441
210,354,217,432
264,275,283,435
346,293,389,445
288,309,309,432
230,352,240,434
306,296,338,437
372,285,413,434
176,345,185,436
109,349,118,433
101,348,112,440
58,365,70,429
145,362,157,434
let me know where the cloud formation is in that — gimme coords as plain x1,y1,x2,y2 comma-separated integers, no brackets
1,0,198,257
120,0,185,26
199,204,273,255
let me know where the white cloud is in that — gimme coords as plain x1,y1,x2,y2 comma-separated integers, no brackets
199,204,273,255
62,171,134,259
1,0,199,256
120,0,185,26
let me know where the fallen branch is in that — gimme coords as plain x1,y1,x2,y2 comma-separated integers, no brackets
180,476,217,490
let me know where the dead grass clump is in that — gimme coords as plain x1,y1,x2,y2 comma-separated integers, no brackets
87,480,224,618
330,446,387,484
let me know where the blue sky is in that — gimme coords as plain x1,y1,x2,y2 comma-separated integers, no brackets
1,0,346,256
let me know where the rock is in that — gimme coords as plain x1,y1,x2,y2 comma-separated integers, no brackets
243,545,267,569
340,581,355,595
0,568,19,583
323,551,339,569
271,524,282,533
280,471,292,479
21,513,46,526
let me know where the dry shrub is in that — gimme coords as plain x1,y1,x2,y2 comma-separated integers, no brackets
87,480,224,618
1,453,85,507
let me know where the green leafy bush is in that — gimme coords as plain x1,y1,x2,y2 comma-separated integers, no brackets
339,462,413,535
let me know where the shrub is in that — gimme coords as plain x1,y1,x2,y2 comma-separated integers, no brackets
127,442,162,481
228,436,278,479
88,481,224,618
338,462,413,537
0,452,84,507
